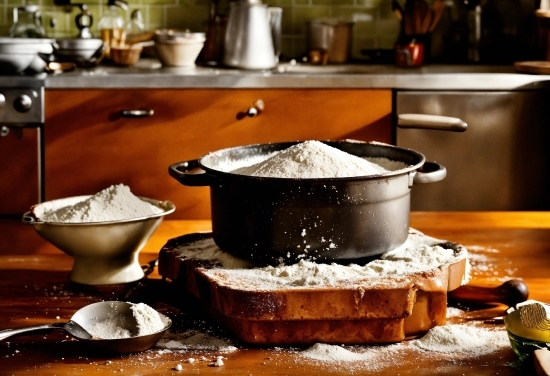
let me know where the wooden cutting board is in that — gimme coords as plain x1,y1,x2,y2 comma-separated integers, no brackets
514,61,550,75
158,231,469,346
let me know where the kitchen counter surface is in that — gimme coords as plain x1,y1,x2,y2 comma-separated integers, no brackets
1,212,549,375
43,60,550,90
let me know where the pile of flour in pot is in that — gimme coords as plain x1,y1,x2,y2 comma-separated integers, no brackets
228,140,409,178
39,184,164,223
87,302,170,339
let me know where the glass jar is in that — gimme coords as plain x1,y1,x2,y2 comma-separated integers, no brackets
98,2,126,58
10,5,46,38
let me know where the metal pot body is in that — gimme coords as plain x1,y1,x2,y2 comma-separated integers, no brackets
169,141,446,264
307,19,354,63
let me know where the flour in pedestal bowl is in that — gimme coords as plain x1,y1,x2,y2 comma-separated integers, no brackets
230,140,409,178
38,184,164,223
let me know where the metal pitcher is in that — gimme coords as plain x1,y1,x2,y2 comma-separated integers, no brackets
10,5,46,38
223,0,282,70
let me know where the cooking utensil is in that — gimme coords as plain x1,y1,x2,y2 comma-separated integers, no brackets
223,0,281,70
53,38,105,67
0,38,54,74
515,61,550,74
448,279,529,307
0,301,171,354
392,0,404,21
307,18,354,64
169,140,446,264
22,197,175,285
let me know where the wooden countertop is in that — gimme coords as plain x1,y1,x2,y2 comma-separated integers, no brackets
1,212,549,375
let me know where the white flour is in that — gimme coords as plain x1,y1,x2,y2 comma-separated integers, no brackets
173,230,468,290
131,303,168,337
40,184,163,223
156,330,237,352
411,324,509,354
299,323,509,364
170,237,255,269
300,343,372,362
88,302,169,339
230,141,408,178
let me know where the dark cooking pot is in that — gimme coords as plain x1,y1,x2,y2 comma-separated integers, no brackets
169,141,446,264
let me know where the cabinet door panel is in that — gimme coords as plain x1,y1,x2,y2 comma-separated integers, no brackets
0,127,40,216
45,89,391,219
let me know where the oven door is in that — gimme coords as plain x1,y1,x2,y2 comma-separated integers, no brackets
0,125,42,217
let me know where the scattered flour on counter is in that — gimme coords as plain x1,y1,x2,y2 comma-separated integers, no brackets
88,302,169,339
172,237,255,269
156,330,237,352
300,343,372,362
231,140,408,178
410,324,509,355
40,184,163,223
298,323,509,367
446,307,465,318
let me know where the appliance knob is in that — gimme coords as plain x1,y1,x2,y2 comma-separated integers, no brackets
0,93,5,109
14,94,32,113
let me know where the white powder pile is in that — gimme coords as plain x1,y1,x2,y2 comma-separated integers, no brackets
195,231,468,289
231,140,407,178
88,302,169,340
89,316,131,339
156,330,237,352
298,324,509,365
300,343,372,362
131,303,168,337
410,324,509,355
40,184,163,223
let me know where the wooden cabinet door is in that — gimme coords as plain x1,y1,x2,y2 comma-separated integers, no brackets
0,126,41,217
45,89,391,219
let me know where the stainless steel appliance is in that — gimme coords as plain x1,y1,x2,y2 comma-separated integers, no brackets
223,0,281,70
0,75,45,217
396,90,550,211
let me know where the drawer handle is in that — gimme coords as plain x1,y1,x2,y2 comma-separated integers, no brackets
398,113,467,132
247,100,264,117
119,109,154,118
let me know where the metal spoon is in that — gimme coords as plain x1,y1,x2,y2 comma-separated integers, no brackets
0,301,171,354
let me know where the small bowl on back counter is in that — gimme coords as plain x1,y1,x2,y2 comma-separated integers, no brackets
53,38,105,67
110,43,143,66
153,29,205,67
23,196,175,286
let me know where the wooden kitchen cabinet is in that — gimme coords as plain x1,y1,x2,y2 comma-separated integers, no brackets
45,89,392,219
0,126,41,216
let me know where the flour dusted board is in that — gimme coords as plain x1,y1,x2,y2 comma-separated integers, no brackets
158,231,469,345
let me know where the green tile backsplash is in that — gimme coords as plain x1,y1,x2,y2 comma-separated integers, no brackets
0,0,400,60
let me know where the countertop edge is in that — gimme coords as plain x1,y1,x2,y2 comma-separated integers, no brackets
41,62,550,90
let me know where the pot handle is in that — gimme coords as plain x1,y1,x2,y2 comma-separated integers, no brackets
22,212,38,224
398,114,467,132
168,159,217,187
413,161,447,184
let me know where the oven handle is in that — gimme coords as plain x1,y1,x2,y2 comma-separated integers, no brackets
398,114,467,132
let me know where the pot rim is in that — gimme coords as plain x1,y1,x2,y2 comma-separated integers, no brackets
198,140,426,182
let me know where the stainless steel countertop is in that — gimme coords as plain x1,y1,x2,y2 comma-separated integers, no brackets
42,59,550,90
